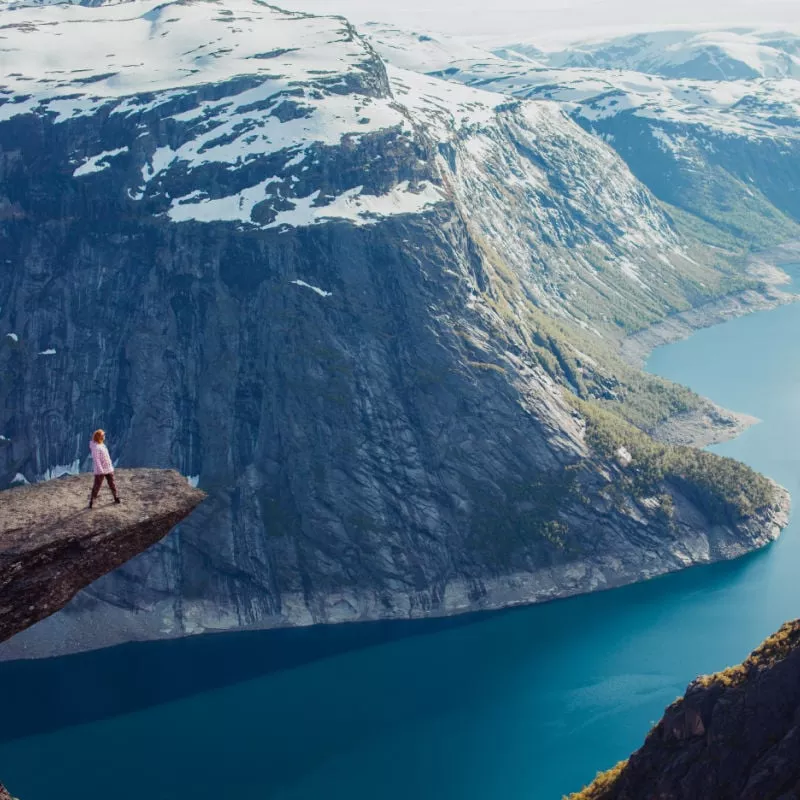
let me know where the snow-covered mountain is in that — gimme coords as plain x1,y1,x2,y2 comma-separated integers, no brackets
0,0,718,324
366,23,800,245
367,25,800,135
505,29,800,80
0,0,786,655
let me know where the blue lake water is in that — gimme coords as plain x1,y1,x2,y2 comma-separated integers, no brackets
1,267,799,800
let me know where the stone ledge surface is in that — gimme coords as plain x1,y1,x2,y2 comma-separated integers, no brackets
0,469,206,644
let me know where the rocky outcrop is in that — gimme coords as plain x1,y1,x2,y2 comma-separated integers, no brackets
0,783,13,800
0,469,205,644
569,620,800,800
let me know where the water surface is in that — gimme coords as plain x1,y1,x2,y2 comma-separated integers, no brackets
1,268,799,800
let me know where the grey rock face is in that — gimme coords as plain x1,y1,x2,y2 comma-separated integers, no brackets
0,0,789,657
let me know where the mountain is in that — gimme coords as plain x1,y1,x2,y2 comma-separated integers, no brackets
0,0,789,656
569,620,800,800
508,29,800,80
372,26,800,81
366,25,800,248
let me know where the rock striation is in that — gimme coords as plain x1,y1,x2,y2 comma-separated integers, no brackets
569,620,800,800
0,469,205,644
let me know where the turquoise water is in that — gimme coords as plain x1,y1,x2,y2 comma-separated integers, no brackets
2,268,800,800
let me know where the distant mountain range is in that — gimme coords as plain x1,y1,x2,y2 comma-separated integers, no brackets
366,24,800,246
498,29,800,80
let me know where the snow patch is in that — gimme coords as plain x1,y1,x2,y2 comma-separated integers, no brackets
38,348,57,356
291,280,332,298
73,147,129,178
40,459,81,482
6,333,18,342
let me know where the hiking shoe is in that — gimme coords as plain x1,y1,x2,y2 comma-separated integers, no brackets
114,497,121,504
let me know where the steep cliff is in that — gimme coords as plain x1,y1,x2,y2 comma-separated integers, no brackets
0,0,789,656
0,469,205,644
568,620,800,800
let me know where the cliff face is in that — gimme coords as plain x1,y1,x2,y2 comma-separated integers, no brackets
0,469,205,645
569,620,800,800
0,0,789,656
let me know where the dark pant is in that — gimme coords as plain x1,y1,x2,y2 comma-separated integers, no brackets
91,472,118,501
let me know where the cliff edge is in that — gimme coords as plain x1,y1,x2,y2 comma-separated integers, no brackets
569,620,800,800
0,469,206,644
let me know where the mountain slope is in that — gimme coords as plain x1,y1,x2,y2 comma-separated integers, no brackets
366,25,800,247
0,0,788,656
569,620,800,800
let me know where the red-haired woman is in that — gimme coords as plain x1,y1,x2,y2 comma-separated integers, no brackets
88,429,120,509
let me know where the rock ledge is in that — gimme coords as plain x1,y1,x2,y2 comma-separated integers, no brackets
0,469,205,644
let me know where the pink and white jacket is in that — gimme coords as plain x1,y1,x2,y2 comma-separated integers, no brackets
89,440,114,475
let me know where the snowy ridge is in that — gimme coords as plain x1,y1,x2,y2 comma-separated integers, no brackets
364,26,800,142
510,28,800,80
462,66,800,140
0,0,442,228
360,22,509,73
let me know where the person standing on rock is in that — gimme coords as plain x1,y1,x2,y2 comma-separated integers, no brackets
88,429,120,509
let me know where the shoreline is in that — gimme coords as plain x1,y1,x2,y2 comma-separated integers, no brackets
623,243,800,449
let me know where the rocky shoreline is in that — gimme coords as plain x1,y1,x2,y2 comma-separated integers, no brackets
624,243,800,450
620,266,797,372
1,476,790,662
569,618,800,799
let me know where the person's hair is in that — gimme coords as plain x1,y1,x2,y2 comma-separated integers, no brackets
93,429,105,444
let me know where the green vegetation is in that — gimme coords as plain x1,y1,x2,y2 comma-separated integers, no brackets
667,164,800,250
474,275,707,432
573,398,776,524
468,468,580,562
463,210,781,547
697,620,800,689
598,372,699,431
564,760,628,800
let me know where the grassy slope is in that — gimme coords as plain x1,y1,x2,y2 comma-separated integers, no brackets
470,189,790,543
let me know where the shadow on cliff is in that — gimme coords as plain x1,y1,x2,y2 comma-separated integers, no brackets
0,540,772,747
